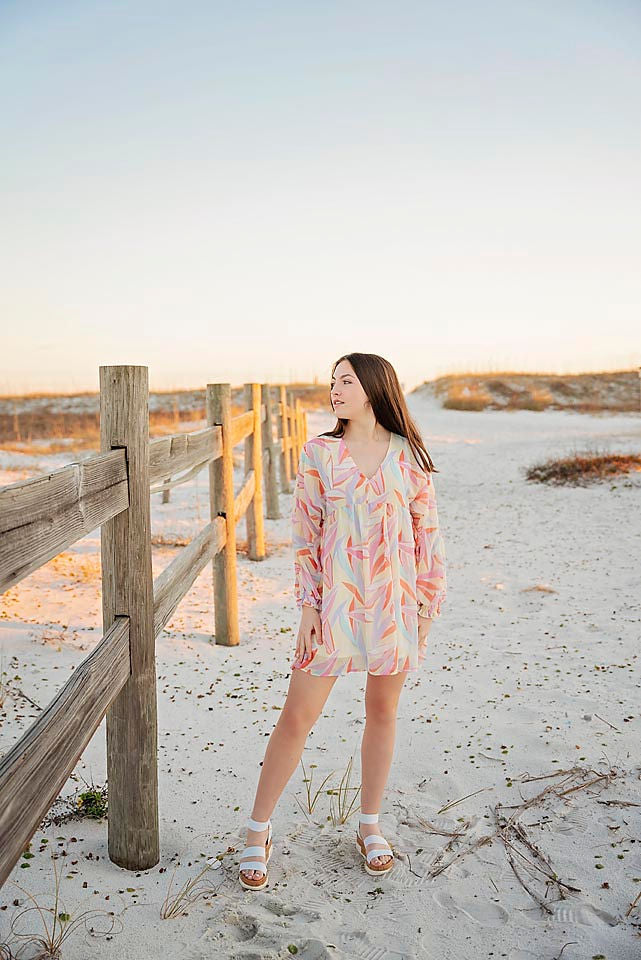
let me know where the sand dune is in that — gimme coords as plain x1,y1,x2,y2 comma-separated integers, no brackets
423,369,639,413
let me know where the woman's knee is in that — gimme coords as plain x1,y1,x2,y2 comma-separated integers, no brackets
279,703,319,738
364,695,399,724
280,670,336,736
364,673,406,724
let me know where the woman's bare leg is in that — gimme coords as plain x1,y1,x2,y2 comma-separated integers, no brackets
240,667,338,880
360,670,408,866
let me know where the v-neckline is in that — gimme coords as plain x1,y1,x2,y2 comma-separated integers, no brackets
339,431,394,482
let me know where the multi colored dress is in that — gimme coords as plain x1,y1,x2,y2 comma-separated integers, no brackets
290,430,447,676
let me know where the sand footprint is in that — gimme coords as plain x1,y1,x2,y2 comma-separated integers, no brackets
432,888,509,926
555,808,621,836
221,895,329,959
294,940,337,959
261,897,322,922
222,910,260,943
234,939,334,960
217,905,289,960
548,899,619,927
338,928,432,960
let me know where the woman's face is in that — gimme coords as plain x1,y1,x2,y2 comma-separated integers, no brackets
330,361,369,417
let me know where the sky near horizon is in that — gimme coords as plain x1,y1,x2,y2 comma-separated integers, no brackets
1,0,640,395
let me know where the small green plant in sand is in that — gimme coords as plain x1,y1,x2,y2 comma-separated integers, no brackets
5,849,122,959
39,776,108,830
327,754,362,826
75,785,107,821
294,758,337,820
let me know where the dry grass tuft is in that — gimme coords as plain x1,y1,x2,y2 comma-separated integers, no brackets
526,448,641,486
159,834,226,919
327,753,362,826
4,849,122,958
442,383,493,411
294,758,337,820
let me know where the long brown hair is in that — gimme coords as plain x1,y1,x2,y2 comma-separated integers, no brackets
320,352,438,474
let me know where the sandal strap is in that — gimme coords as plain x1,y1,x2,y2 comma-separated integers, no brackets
241,845,268,858
365,837,391,850
362,833,389,848
358,824,394,861
359,812,379,823
247,816,271,831
239,861,266,874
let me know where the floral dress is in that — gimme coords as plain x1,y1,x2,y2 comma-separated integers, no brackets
290,431,447,676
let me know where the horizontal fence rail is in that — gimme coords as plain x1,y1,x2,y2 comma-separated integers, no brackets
0,448,129,594
0,617,131,888
149,424,222,486
153,515,226,638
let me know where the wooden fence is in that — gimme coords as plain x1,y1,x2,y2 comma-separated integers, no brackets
0,366,308,888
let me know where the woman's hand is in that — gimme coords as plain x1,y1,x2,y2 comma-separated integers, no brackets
418,615,432,659
293,604,322,667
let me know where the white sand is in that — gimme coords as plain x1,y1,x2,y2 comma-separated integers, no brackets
1,395,640,960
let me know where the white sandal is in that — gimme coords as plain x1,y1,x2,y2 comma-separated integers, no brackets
356,812,395,875
238,816,273,890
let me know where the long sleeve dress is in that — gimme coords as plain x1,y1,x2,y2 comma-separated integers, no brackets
290,430,447,676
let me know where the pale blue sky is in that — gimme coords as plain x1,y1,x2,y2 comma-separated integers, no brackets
2,0,640,394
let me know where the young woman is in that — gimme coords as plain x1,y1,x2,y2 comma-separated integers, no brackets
238,352,447,890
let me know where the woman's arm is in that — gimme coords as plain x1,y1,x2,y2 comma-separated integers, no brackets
409,466,447,619
291,440,324,611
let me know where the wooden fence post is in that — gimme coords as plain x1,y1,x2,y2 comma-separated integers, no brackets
244,382,266,560
278,384,291,492
262,383,280,519
295,398,303,457
292,392,301,470
99,365,159,871
207,383,239,646
287,389,297,477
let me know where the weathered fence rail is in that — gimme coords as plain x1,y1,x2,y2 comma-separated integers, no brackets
0,366,308,887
